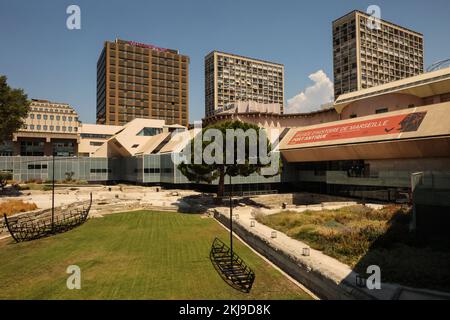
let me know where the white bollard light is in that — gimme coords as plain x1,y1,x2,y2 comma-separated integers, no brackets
302,247,310,256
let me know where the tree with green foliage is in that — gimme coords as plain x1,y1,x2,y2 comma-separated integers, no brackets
178,121,281,200
0,75,30,142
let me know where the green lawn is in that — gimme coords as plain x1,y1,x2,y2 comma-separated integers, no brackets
0,211,311,300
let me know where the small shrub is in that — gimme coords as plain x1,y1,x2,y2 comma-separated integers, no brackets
65,171,75,182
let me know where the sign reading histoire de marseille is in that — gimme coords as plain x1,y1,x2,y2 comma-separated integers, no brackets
126,41,168,52
288,112,427,145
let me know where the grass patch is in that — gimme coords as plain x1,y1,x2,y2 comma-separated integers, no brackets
0,200,38,216
18,183,52,191
256,205,450,292
0,211,311,300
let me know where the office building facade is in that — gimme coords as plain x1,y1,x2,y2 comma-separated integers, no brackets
205,51,284,117
333,10,424,98
0,99,81,157
97,39,189,127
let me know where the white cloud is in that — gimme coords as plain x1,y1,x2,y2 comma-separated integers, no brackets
286,70,334,114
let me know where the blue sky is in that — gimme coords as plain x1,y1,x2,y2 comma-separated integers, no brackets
1,0,449,123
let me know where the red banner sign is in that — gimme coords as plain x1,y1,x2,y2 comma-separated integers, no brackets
288,112,427,145
127,41,168,52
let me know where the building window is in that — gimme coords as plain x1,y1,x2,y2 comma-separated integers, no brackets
375,108,388,114
30,114,34,119
80,133,113,139
43,115,48,120
50,115,54,120
20,140,44,156
28,164,48,170
62,126,66,132
53,141,75,157
89,141,104,146
30,125,34,130
131,144,139,148
62,116,67,121
0,142,13,156
43,125,48,130
37,114,41,120
136,127,163,136
36,125,41,130
50,125,54,131
56,116,60,121
56,126,60,131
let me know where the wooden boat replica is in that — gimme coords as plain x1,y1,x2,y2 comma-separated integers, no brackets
3,193,92,243
210,237,255,293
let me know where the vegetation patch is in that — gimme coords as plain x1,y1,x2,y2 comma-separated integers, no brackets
18,183,53,191
0,200,38,216
256,205,450,292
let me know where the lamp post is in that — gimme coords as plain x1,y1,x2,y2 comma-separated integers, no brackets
229,174,233,267
51,147,55,233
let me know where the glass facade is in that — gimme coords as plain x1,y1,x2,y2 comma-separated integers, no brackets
0,152,282,187
53,141,76,157
0,142,14,156
20,140,45,156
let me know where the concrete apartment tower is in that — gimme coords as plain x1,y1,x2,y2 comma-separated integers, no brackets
96,39,189,126
332,10,424,99
204,51,284,117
